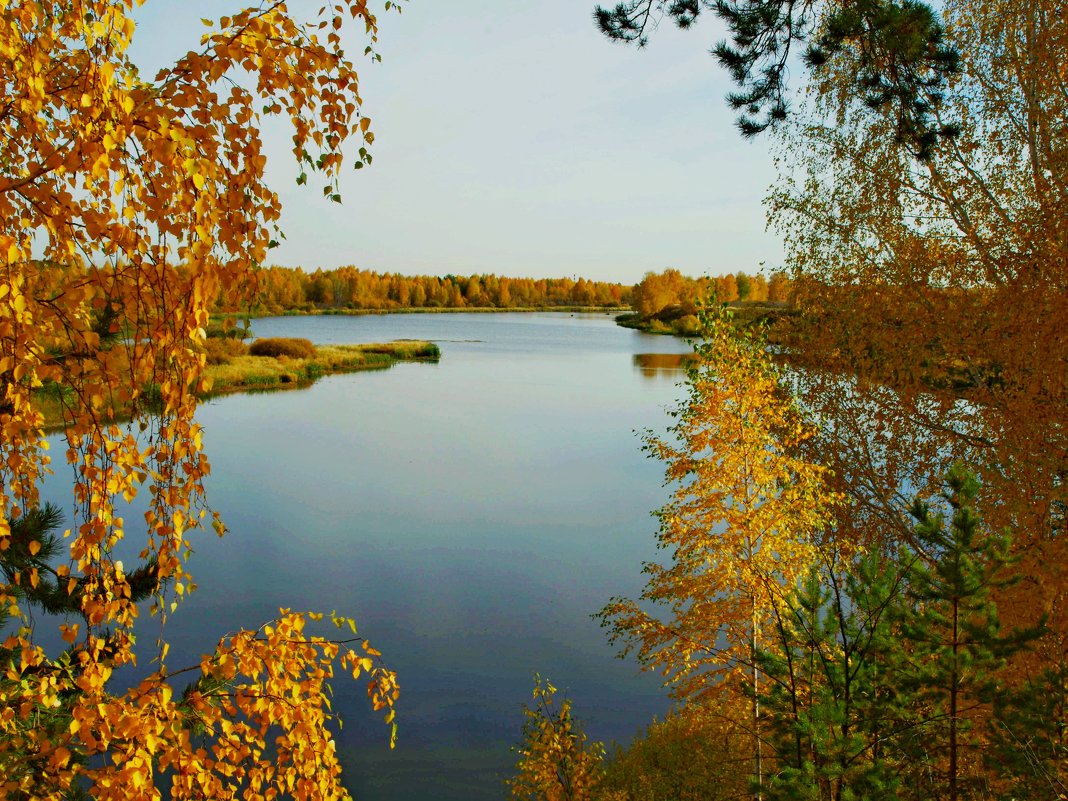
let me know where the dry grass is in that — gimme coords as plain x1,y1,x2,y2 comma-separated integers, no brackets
204,337,249,364
37,340,440,430
204,340,439,395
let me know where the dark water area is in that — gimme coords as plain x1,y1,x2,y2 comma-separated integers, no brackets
42,312,697,801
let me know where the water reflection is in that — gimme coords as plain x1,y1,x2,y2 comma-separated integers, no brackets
39,314,694,801
633,352,699,380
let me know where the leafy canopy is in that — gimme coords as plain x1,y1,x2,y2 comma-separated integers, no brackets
0,1,400,798
599,302,838,702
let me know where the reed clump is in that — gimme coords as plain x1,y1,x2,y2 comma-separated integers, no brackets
204,340,440,396
248,337,316,359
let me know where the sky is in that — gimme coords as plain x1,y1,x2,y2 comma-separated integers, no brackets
130,1,786,285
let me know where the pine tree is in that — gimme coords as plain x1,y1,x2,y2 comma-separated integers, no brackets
757,552,907,801
0,504,160,792
897,466,1043,801
1,503,159,620
592,0,959,154
757,468,1042,801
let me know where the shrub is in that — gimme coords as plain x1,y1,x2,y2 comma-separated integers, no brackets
249,337,316,359
598,704,750,801
205,319,251,339
672,315,702,336
204,337,249,365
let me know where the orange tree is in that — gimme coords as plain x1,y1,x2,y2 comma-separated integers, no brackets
0,1,399,798
765,0,1068,670
592,0,1066,795
745,0,1068,789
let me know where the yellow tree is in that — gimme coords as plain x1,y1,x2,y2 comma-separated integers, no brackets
594,697,751,801
508,676,605,801
630,269,687,318
0,1,399,798
599,303,838,793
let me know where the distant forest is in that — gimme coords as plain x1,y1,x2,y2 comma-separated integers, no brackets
241,266,630,313
629,268,791,318
622,268,794,335
228,265,786,315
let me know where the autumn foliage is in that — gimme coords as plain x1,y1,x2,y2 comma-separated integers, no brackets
508,677,605,801
599,303,837,702
1,1,398,797
628,268,788,318
511,0,1068,798
249,265,631,313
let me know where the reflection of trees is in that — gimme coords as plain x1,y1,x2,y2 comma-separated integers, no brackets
633,353,699,380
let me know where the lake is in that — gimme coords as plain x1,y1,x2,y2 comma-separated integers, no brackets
44,312,696,800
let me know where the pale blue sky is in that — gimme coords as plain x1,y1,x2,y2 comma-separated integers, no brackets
131,1,784,284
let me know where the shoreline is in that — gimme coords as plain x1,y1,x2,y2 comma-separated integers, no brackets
616,303,795,337
203,340,440,398
38,341,440,432
213,306,628,321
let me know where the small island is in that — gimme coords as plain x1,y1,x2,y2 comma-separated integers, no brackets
203,336,440,396
36,337,440,431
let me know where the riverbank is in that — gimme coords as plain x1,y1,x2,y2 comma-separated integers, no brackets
37,340,440,430
214,306,626,321
204,339,440,396
616,301,795,337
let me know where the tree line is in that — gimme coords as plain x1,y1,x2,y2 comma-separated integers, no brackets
232,265,786,317
240,264,786,316
247,266,633,313
629,267,791,319
624,268,793,334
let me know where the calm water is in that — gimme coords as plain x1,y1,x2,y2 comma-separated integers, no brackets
45,313,696,800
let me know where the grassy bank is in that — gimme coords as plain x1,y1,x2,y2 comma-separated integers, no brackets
37,340,440,430
204,339,440,396
617,301,795,337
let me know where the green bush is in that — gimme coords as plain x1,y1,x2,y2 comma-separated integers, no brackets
249,337,316,359
301,363,325,380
